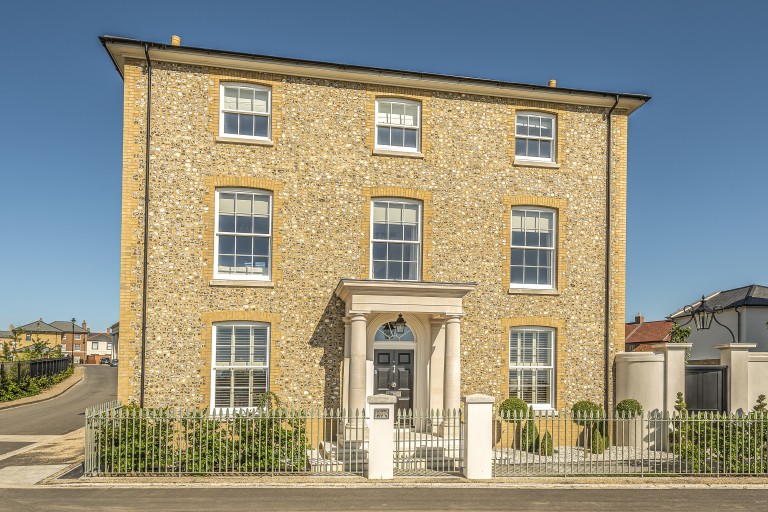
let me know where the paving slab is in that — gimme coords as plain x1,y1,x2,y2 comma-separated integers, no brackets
0,442,31,456
0,465,69,486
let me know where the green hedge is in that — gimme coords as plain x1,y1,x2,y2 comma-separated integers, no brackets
0,366,74,402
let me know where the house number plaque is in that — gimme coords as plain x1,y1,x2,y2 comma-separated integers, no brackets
374,408,389,419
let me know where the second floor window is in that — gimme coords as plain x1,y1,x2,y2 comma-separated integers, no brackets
215,189,272,280
375,99,420,152
371,199,421,281
92,342,98,350
510,207,556,289
515,112,555,162
220,84,271,140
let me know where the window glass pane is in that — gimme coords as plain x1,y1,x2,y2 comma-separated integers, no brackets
524,267,537,284
404,129,418,149
219,214,235,233
403,224,418,242
390,127,404,147
516,115,528,135
515,138,526,156
252,369,268,394
538,268,551,285
511,231,525,246
527,139,539,158
236,215,253,233
511,248,524,266
224,113,238,134
219,193,235,213
372,242,387,260
391,102,405,125
215,370,231,407
402,261,417,280
511,266,523,284
403,204,418,223
389,205,402,223
373,260,387,279
251,256,269,274
388,224,403,240
219,235,235,254
236,236,252,255
252,237,269,256
252,196,269,215
234,328,250,363
373,204,387,222
252,217,270,235
223,87,238,110
253,327,268,364
238,87,254,111
387,262,402,280
254,116,269,138
540,140,552,159
377,126,390,146
404,104,419,127
541,117,553,137
377,101,391,121
239,114,254,137
388,243,403,261
539,212,552,230
253,90,269,113
529,116,541,136
218,254,234,269
402,244,418,261
373,223,388,240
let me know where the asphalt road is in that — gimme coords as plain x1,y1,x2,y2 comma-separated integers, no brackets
0,365,117,435
0,488,767,511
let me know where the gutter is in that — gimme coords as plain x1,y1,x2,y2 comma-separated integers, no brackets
139,44,152,407
604,95,620,413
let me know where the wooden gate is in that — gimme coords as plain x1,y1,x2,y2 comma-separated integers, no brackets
685,365,727,412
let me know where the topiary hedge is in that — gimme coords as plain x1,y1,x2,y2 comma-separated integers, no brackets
616,398,643,418
499,397,528,423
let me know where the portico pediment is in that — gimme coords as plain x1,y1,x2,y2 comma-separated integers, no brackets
335,279,476,316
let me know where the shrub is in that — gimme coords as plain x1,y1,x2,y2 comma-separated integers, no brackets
572,400,604,427
590,428,605,454
520,408,540,453
499,397,528,423
616,399,643,418
539,431,554,456
754,394,767,413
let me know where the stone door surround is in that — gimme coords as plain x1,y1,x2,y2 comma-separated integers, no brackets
335,279,475,415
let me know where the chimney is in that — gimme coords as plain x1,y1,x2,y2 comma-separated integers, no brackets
548,79,557,88
634,312,644,324
171,35,181,46
107,327,111,335
82,320,87,332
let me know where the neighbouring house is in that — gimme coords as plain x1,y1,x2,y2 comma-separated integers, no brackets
86,331,115,363
10,319,89,362
624,314,672,352
669,284,768,363
110,321,119,360
101,34,649,413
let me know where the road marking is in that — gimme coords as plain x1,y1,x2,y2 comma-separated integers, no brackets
0,436,63,462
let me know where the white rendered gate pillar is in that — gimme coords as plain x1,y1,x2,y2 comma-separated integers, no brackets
348,313,368,415
462,394,494,479
443,315,462,412
366,394,396,479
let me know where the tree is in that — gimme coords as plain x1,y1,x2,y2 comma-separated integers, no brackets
669,323,692,360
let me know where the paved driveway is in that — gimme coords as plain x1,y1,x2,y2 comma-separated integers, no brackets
0,365,117,436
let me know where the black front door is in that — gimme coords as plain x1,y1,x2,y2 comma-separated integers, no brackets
374,349,413,416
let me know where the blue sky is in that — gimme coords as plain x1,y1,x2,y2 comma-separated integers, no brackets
0,1,766,333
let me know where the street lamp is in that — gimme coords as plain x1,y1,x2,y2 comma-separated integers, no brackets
71,318,76,366
394,314,407,335
680,295,736,343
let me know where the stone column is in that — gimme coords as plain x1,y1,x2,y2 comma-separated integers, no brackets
462,394,494,479
429,319,446,411
348,313,368,415
443,315,462,412
717,343,757,414
342,317,351,413
653,343,691,413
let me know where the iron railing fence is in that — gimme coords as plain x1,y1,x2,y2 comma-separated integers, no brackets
493,410,768,476
394,408,463,476
0,357,71,387
84,404,367,477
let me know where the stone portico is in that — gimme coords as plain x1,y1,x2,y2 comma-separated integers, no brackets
335,279,475,415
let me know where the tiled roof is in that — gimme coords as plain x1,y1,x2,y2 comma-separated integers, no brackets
49,321,89,333
669,284,768,318
0,330,13,339
88,332,112,342
625,320,672,344
16,320,62,334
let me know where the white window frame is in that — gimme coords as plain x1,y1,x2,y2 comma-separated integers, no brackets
62,334,67,340
219,83,272,141
509,326,555,410
370,198,422,281
375,98,421,153
75,334,82,340
107,343,112,351
515,112,556,163
74,343,81,351
510,207,556,290
213,188,273,281
91,342,98,350
210,322,270,413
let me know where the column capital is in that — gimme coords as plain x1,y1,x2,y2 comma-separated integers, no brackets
715,343,757,351
444,314,464,323
347,312,368,322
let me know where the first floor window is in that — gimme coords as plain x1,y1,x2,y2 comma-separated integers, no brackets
215,188,272,280
74,344,81,350
107,343,112,350
509,327,554,408
510,207,556,289
371,198,421,281
92,342,98,350
75,334,82,340
60,344,66,351
25,334,31,341
62,334,67,340
212,322,270,409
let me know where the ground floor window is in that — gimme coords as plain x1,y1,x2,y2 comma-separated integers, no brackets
509,327,554,409
212,322,270,409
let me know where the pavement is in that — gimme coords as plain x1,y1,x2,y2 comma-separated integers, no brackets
0,365,116,485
